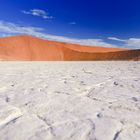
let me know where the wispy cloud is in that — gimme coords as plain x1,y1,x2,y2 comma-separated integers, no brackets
108,37,126,42
21,9,53,19
69,22,76,25
0,21,43,34
0,20,134,48
126,38,140,48
108,37,140,48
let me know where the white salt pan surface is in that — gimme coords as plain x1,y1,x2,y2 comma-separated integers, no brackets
0,62,140,140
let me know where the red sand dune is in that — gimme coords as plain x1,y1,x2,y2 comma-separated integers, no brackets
0,35,140,61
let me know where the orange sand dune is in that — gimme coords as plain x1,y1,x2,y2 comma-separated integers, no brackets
0,35,139,61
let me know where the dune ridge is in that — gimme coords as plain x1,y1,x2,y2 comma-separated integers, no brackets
0,35,140,60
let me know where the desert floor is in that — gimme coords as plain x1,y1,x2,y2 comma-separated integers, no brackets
0,62,140,140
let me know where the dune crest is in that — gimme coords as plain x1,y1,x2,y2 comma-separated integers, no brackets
0,35,140,60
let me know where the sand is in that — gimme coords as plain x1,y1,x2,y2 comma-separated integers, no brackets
0,62,140,140
0,35,140,61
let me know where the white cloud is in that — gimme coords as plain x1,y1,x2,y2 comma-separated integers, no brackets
108,37,126,42
125,38,140,48
108,37,140,48
21,9,53,19
0,20,121,48
0,21,43,34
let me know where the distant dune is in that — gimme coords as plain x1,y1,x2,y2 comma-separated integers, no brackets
0,35,140,60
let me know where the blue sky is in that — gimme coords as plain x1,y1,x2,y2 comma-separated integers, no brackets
0,0,140,48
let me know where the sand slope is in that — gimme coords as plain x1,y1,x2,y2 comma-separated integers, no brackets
0,35,140,60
